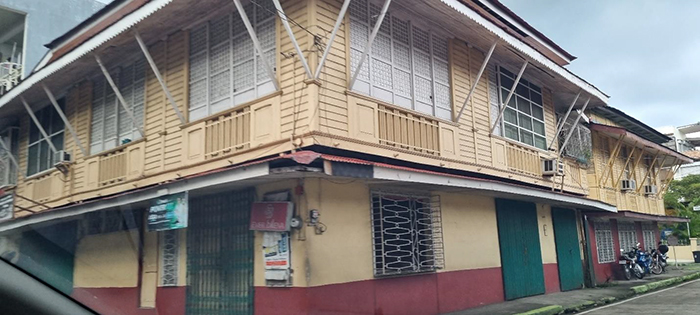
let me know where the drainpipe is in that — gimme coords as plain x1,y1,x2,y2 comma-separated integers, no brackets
581,212,597,288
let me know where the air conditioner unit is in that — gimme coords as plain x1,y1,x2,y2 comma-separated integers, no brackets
644,185,658,196
53,150,71,165
542,159,564,176
621,179,636,192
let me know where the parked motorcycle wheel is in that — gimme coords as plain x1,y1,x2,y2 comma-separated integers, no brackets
623,266,632,280
651,262,663,275
634,265,645,279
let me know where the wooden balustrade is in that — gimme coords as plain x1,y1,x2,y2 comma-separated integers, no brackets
377,105,440,155
505,142,541,177
32,174,53,202
205,107,251,159
98,149,128,187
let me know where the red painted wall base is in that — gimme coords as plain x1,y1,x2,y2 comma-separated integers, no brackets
543,263,560,293
71,286,186,315
255,267,505,315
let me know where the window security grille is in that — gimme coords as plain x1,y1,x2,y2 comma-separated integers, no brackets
0,128,18,187
594,221,615,263
370,191,444,277
90,58,146,154
349,0,451,120
497,66,547,149
618,222,637,253
188,0,276,122
558,113,592,163
27,101,65,176
642,223,656,251
161,229,179,286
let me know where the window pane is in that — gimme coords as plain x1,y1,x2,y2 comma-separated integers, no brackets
504,123,519,141
520,130,534,146
39,140,49,172
27,144,38,175
50,101,65,134
518,113,533,130
52,134,64,152
500,75,514,91
501,88,516,108
29,120,40,143
533,120,545,136
504,108,518,124
515,83,529,98
534,135,546,150
532,105,544,120
531,91,542,105
517,96,531,114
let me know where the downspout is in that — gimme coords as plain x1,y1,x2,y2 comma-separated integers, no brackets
581,212,596,288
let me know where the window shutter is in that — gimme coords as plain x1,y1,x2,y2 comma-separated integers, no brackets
90,78,106,153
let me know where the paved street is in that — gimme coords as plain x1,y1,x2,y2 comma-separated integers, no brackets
580,278,700,315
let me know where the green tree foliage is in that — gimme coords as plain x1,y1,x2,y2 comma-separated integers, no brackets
663,174,700,239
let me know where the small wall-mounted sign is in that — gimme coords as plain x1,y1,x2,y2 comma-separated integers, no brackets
148,192,188,231
250,202,293,231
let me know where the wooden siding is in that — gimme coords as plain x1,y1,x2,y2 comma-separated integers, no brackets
8,0,597,216
587,131,666,215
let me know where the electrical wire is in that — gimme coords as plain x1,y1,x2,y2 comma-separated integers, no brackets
249,0,320,39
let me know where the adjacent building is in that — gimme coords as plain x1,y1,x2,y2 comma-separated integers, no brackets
663,122,700,180
0,0,692,314
0,0,105,93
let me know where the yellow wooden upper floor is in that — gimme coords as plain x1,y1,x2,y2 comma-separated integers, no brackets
0,0,617,216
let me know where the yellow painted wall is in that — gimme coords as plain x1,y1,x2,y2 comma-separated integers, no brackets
73,231,140,288
440,192,501,271
536,204,557,264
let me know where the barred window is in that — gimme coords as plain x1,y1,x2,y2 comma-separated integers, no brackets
160,229,179,286
618,221,637,253
558,113,592,163
497,66,547,150
370,191,444,277
594,221,615,263
349,0,452,120
90,58,146,154
27,102,65,176
642,223,656,251
188,0,277,122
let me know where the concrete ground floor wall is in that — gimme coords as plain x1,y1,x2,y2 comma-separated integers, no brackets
5,175,591,314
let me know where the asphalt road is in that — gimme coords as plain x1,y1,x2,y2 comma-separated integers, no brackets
580,278,700,315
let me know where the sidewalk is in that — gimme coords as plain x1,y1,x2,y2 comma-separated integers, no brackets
451,265,700,315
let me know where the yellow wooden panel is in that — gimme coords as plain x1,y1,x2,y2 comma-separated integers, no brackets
86,158,99,190
441,125,456,157
491,138,507,169
50,172,63,200
74,231,139,288
127,142,145,180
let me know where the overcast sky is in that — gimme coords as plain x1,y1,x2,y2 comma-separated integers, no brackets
500,0,699,133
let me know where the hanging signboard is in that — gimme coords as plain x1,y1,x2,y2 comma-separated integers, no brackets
262,232,290,270
250,202,293,231
693,205,700,212
148,192,188,231
0,193,13,222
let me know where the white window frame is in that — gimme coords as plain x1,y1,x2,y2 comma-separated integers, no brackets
594,221,615,264
349,0,452,120
27,103,65,176
497,65,547,150
90,58,146,154
187,1,277,122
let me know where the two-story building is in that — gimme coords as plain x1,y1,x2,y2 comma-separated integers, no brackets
0,0,692,314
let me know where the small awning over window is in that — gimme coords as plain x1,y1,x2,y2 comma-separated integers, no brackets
588,210,690,223
590,123,694,165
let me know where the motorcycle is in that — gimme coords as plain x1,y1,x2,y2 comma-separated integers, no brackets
635,244,651,276
650,248,668,274
619,247,644,280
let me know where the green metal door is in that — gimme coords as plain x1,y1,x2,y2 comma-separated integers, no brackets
552,208,584,291
186,188,256,315
496,199,545,300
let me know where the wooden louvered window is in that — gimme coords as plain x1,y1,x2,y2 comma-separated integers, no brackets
349,0,452,120
90,58,146,154
187,0,277,122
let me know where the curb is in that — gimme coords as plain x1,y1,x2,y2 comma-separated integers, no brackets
515,271,700,315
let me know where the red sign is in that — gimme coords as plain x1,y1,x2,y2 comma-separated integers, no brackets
250,202,293,231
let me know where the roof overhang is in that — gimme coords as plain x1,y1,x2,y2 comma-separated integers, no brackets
436,0,608,106
591,107,671,144
587,210,690,223
590,123,694,165
677,122,700,135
